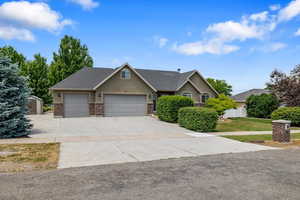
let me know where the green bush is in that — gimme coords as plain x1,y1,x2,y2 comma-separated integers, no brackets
178,107,218,132
157,95,194,122
271,107,300,126
246,94,279,118
43,105,52,113
205,94,237,116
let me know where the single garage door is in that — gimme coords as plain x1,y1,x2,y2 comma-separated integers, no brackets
104,94,146,117
64,94,89,117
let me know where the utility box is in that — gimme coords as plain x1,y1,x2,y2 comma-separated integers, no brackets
272,120,291,143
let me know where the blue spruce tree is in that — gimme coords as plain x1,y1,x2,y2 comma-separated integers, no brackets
0,56,32,138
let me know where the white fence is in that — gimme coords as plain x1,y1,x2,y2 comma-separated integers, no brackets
224,107,247,118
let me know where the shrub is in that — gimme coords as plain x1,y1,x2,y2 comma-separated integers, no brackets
205,94,237,116
43,105,52,113
246,94,279,118
157,95,194,122
271,107,300,126
178,107,218,132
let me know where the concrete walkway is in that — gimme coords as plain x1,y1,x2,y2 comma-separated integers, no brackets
209,130,300,136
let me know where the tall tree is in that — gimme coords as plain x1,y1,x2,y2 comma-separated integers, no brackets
267,65,300,106
0,45,27,74
206,78,233,96
0,56,32,138
48,35,93,86
25,54,52,104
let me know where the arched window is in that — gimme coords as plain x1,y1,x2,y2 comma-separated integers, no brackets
121,69,131,79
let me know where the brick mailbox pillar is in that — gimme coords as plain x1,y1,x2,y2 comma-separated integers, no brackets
272,120,291,143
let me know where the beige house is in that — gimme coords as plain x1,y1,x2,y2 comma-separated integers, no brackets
50,63,218,117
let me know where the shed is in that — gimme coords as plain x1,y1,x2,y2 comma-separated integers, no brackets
27,96,43,114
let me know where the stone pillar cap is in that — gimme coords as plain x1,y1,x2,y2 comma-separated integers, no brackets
272,120,291,124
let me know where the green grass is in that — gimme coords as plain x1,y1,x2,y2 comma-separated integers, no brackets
216,117,300,132
223,133,300,142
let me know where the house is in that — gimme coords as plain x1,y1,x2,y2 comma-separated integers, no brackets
27,96,43,115
50,63,218,117
231,89,270,107
224,89,270,118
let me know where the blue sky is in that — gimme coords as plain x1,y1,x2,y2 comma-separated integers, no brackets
1,0,300,94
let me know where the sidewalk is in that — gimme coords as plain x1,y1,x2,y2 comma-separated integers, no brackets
209,130,300,136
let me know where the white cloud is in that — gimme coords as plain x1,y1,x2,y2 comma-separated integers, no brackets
278,0,300,21
269,42,287,51
269,4,281,11
249,11,269,21
69,0,99,10
0,25,35,41
295,28,300,36
0,1,73,32
172,39,239,55
0,1,72,41
153,36,169,48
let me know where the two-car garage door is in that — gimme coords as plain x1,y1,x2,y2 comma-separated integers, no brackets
104,94,146,117
64,93,146,117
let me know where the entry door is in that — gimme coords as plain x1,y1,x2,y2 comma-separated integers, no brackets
104,94,146,117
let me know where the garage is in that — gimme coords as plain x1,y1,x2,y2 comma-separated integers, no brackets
104,94,146,117
64,94,89,117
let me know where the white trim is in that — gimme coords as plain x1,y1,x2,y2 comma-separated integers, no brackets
93,63,157,92
182,93,192,98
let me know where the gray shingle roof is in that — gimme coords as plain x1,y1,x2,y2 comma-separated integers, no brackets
50,67,195,91
231,89,271,102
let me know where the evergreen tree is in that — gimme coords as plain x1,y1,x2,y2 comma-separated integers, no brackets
48,35,93,86
25,54,52,104
0,56,32,138
0,45,27,75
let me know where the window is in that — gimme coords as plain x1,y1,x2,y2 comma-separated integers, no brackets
121,69,131,79
201,93,210,103
182,93,192,98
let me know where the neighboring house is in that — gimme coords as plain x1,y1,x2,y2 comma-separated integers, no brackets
231,89,270,107
224,89,270,118
50,63,218,117
27,96,43,115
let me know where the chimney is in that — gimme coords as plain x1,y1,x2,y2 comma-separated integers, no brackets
177,68,181,72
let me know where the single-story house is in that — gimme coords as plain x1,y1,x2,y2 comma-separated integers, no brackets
231,89,270,107
224,89,270,118
50,63,218,117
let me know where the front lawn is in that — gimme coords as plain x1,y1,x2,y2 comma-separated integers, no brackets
216,117,300,132
0,143,59,173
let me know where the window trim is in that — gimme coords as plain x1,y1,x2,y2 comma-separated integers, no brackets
182,93,192,98
120,69,131,79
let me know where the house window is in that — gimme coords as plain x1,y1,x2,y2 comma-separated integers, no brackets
183,93,192,98
121,69,131,79
201,93,210,103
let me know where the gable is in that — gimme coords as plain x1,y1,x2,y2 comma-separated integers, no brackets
176,81,200,103
189,73,218,97
96,67,155,94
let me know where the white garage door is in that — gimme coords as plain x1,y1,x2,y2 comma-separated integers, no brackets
64,94,89,117
104,94,146,117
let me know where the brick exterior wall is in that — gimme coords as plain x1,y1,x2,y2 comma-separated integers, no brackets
54,103,64,117
89,103,95,115
27,99,37,114
147,103,154,114
272,120,291,143
95,103,104,116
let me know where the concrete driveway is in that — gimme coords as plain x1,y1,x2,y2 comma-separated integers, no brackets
29,114,275,168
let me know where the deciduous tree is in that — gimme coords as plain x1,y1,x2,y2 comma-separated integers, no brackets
48,35,93,86
207,78,233,96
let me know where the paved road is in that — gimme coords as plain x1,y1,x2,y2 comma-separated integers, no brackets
1,149,300,200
